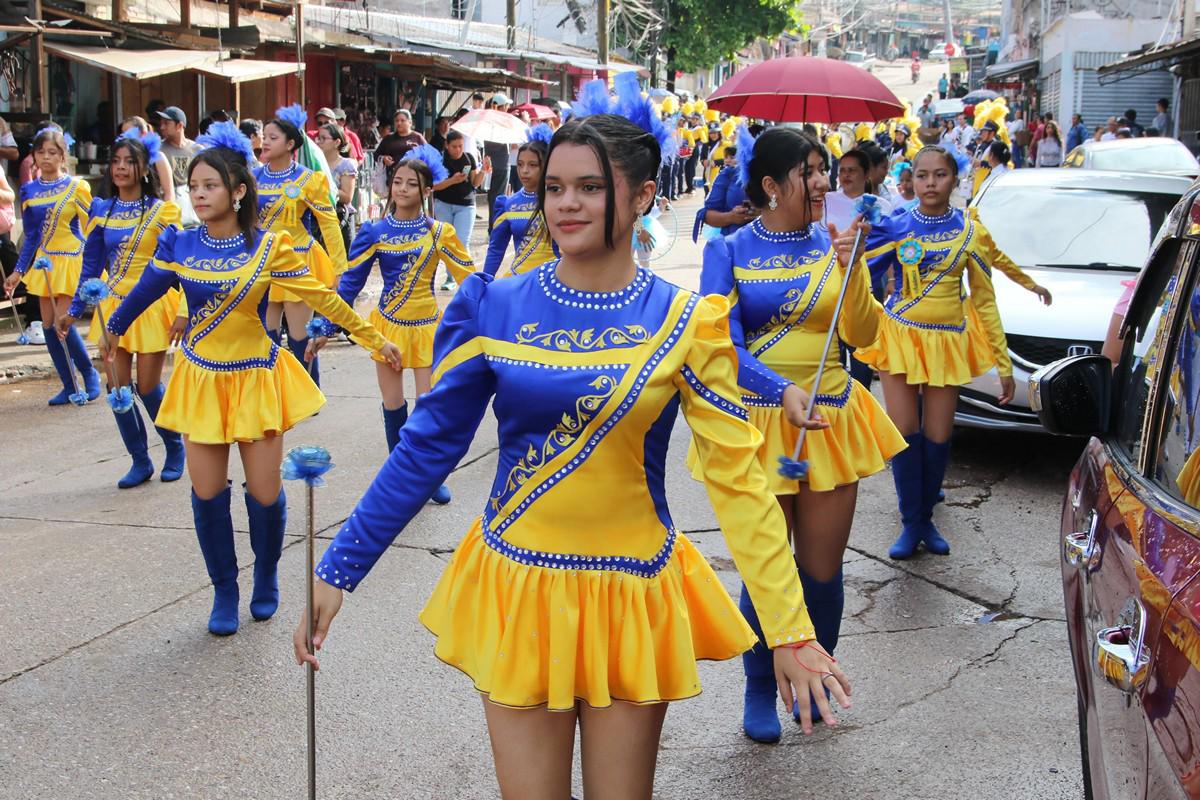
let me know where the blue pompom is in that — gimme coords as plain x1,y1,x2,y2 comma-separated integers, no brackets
526,123,554,146
62,132,75,149
735,125,757,189
777,455,809,479
275,104,309,132
305,317,333,339
403,143,449,184
573,79,614,118
78,277,110,306
197,121,257,166
107,385,134,413
16,333,28,345
854,194,883,224
282,445,335,487
32,256,52,271
68,391,89,407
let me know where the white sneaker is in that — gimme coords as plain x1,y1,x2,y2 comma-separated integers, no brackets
26,321,45,344
441,278,457,292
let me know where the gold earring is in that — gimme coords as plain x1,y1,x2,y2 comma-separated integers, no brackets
769,194,778,211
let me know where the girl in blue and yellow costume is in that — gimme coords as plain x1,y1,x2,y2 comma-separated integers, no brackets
293,79,853,798
255,105,346,387
483,123,558,277
56,130,185,489
105,124,401,636
3,127,100,405
855,145,1021,560
323,144,474,505
692,127,905,743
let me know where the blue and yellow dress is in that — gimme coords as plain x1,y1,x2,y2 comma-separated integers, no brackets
253,162,346,302
70,197,181,352
315,263,816,710
106,227,389,444
338,215,475,369
483,188,556,277
690,219,905,493
855,207,1012,386
14,175,92,297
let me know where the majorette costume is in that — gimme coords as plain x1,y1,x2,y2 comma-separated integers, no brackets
315,76,818,714
14,165,100,404
854,204,1013,559
687,131,905,740
69,131,186,487
483,124,557,278
254,105,346,384
106,123,390,636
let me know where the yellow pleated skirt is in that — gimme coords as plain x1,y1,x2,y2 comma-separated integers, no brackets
269,243,337,303
157,347,324,444
367,307,437,369
22,253,82,298
87,289,181,353
855,311,995,387
687,381,906,494
418,519,759,711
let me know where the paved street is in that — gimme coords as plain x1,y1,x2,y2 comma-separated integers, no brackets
0,186,1087,799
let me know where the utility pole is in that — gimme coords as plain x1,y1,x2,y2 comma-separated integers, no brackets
295,0,305,107
506,0,516,50
942,0,954,48
32,0,47,114
597,0,609,70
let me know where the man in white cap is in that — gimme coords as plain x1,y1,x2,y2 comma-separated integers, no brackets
157,106,202,187
332,108,364,160
484,92,513,232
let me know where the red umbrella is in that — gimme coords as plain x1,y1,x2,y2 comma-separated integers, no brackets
706,56,904,123
511,102,555,121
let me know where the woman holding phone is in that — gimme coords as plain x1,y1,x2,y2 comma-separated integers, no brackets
433,130,486,289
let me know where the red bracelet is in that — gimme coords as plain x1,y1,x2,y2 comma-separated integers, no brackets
778,640,837,674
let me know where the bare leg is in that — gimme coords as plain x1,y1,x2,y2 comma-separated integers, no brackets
483,699,578,800
413,366,432,398
791,482,858,582
376,361,407,409
579,701,668,800
113,347,134,388
878,370,921,435
186,440,232,499
921,385,959,445
133,350,167,396
237,434,285,505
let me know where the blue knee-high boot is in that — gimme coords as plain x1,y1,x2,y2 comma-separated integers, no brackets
889,433,925,560
738,583,782,743
793,568,845,724
920,437,952,555
139,383,185,482
191,485,239,635
245,487,287,621
111,404,155,488
383,403,408,452
43,332,76,405
64,325,101,400
288,335,319,388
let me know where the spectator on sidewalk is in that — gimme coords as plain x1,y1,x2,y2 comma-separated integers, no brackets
938,73,949,99
1036,121,1063,167
375,109,427,170
156,106,202,188
430,116,451,153
484,92,512,231
1101,117,1118,141
331,108,364,160
1122,109,1144,138
1066,114,1088,152
1008,109,1026,167
1154,98,1172,137
433,130,485,291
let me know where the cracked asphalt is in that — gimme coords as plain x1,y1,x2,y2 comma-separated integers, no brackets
0,194,1086,799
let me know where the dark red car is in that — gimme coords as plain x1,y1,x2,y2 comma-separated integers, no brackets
1032,181,1200,798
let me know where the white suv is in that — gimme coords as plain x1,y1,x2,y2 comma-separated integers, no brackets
844,50,876,72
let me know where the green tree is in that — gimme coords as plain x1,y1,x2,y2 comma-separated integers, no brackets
664,0,798,73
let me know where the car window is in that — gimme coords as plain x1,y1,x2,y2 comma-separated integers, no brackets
1092,145,1200,174
976,187,1179,270
1148,243,1200,504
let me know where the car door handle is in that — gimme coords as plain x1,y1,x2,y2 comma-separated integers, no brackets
1064,510,1100,571
1094,598,1151,693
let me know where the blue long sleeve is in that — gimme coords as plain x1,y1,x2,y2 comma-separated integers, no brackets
315,273,498,591
68,205,111,318
483,195,512,276
336,222,378,306
865,213,899,294
106,264,177,335
700,237,792,404
14,187,37,274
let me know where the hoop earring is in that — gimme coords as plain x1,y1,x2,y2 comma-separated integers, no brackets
769,194,778,211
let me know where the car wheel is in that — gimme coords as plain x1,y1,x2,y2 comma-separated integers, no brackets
1076,680,1096,800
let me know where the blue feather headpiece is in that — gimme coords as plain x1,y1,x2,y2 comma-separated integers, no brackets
197,121,256,166
275,103,308,132
526,122,554,146
735,125,756,189
573,79,614,118
282,445,335,487
612,71,676,165
78,277,110,306
118,128,163,166
403,142,449,184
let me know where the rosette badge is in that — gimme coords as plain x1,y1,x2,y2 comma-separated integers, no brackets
897,237,925,267
282,445,335,487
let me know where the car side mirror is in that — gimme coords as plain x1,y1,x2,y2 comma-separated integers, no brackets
1029,355,1112,436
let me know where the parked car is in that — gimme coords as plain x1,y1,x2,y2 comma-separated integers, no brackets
961,169,1190,432
843,50,876,72
1030,179,1200,799
1063,138,1200,179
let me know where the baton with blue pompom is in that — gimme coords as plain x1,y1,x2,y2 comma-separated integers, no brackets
77,278,135,412
283,445,334,800
778,195,883,479
5,257,53,344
